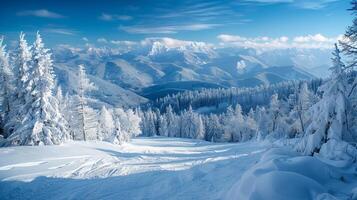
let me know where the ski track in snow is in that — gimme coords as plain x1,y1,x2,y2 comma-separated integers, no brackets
0,137,268,200
0,161,48,171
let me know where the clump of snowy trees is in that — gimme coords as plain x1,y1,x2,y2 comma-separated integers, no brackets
140,82,318,143
0,32,141,146
148,78,323,114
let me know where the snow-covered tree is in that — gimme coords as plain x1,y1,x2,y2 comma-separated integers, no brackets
158,105,178,137
98,106,115,141
297,44,356,160
0,37,14,137
158,115,169,137
255,106,269,140
291,82,315,134
205,114,224,142
140,108,158,137
242,112,258,142
268,94,280,134
223,104,244,142
4,33,32,135
181,106,204,139
109,113,122,144
72,64,96,141
4,32,69,146
111,108,141,144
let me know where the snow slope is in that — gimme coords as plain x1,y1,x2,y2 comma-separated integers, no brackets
0,137,268,200
0,138,355,200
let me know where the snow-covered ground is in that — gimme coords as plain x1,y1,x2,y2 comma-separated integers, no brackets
0,137,268,200
0,137,356,200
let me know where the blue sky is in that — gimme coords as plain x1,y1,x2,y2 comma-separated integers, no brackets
0,0,352,47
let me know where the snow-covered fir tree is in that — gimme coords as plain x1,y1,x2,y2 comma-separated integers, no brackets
181,106,204,139
4,33,32,135
0,37,13,138
140,108,158,137
111,108,141,144
71,64,96,141
98,106,115,141
4,32,69,146
297,44,356,160
290,82,316,135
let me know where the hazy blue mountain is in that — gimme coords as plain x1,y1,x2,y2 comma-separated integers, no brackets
52,40,329,103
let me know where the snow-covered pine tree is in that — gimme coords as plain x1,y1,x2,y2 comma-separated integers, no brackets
205,114,223,142
62,92,75,139
255,106,269,141
242,111,258,142
4,33,32,136
4,32,69,146
268,94,280,134
111,108,141,144
72,64,96,141
224,104,245,142
140,108,157,137
0,37,14,138
158,115,169,137
297,44,356,160
289,82,315,135
165,105,178,137
180,106,204,139
109,110,124,145
98,106,115,141
55,86,70,137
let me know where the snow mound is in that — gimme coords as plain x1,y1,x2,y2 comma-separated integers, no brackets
227,148,357,200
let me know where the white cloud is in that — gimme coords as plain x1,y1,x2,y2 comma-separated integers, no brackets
279,36,289,42
82,37,89,42
110,40,138,46
43,28,77,35
217,33,341,49
140,37,194,48
243,0,340,9
17,9,65,18
99,13,132,21
294,0,339,9
97,38,108,43
120,23,220,34
293,34,330,43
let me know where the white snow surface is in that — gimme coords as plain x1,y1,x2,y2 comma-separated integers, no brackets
226,147,357,200
0,137,268,200
0,137,355,200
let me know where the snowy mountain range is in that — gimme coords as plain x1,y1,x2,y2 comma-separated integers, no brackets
52,38,332,105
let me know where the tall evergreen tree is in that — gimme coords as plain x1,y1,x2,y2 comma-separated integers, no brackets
5,32,69,146
0,37,14,137
294,82,315,134
5,33,32,135
73,64,96,141
98,106,115,141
